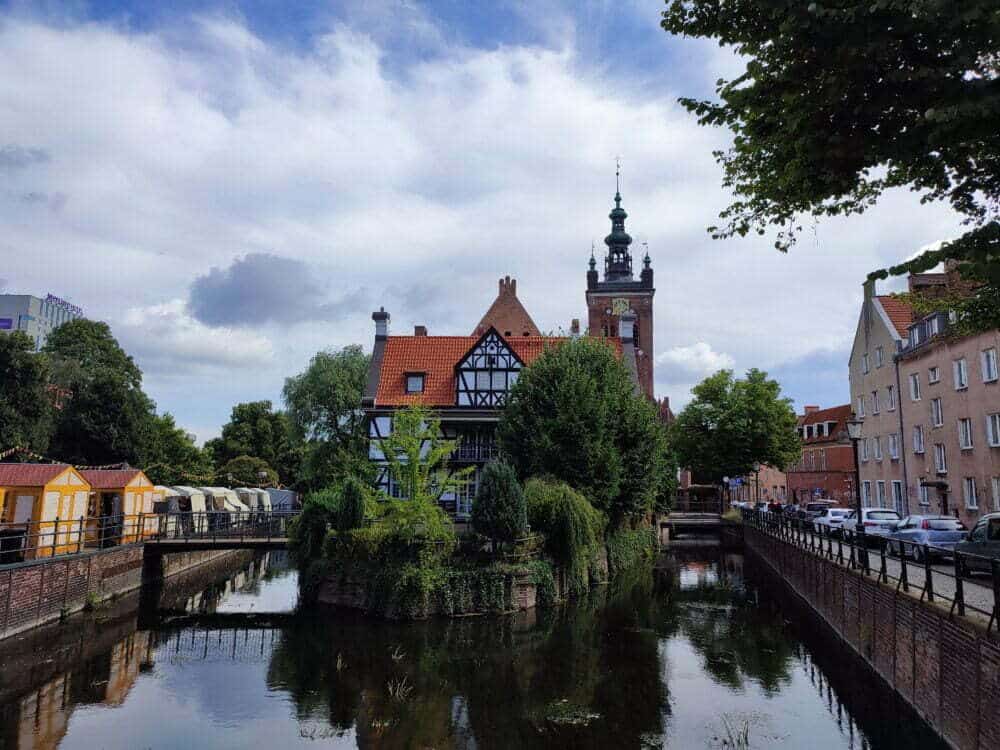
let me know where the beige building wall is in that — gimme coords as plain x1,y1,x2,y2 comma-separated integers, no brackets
898,328,1000,526
848,282,909,512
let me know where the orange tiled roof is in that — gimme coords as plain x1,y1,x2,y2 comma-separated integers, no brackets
80,469,144,489
800,404,852,444
375,334,622,406
0,463,73,487
875,296,915,338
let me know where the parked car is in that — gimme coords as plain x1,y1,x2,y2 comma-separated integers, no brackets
954,513,1000,576
798,500,837,525
841,508,901,544
753,501,769,513
811,507,852,535
886,515,967,562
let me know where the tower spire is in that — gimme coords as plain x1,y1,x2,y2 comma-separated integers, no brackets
603,158,632,281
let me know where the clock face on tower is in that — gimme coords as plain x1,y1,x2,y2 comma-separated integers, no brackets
611,298,629,315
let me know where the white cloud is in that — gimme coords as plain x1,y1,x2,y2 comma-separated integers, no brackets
119,299,274,371
0,12,969,435
656,342,735,379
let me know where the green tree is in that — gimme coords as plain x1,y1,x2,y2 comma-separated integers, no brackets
206,401,301,486
471,461,527,552
282,346,371,491
669,369,800,484
144,413,213,486
0,331,55,452
335,477,368,533
498,337,670,524
289,487,340,569
218,454,279,487
661,1,1000,328
44,319,156,465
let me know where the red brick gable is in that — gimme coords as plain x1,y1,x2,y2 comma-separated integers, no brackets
473,276,541,337
375,333,622,407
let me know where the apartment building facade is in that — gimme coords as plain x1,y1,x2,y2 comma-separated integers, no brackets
787,404,856,505
849,269,1000,527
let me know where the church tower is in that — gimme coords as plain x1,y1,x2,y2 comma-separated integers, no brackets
586,169,655,399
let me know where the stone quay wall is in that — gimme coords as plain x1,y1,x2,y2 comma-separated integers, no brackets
744,525,1000,750
0,545,237,641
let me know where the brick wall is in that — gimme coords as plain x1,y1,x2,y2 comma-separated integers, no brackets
745,525,1000,750
0,546,242,641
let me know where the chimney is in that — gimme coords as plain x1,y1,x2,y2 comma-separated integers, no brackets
498,276,517,296
619,311,636,343
804,405,820,415
372,307,390,340
570,318,580,336
414,325,427,336
863,277,875,302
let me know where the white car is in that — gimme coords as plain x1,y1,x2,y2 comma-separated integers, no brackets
811,507,852,534
841,508,901,542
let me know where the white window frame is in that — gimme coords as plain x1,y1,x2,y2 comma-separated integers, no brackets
931,398,944,427
919,484,930,507
964,477,978,510
953,358,968,390
888,432,899,460
871,390,880,415
857,395,866,418
862,352,870,374
891,480,904,513
875,346,884,368
928,366,940,384
860,438,869,462
934,443,947,474
959,418,974,450
993,476,1000,512
988,412,1000,448
862,481,872,508
909,372,921,401
876,480,887,508
913,425,925,454
887,385,896,411
982,348,998,383
873,436,883,461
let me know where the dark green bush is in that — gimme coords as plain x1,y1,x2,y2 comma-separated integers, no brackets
606,526,657,577
471,460,527,552
288,487,340,569
335,476,367,532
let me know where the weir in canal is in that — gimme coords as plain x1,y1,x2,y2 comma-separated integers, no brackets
0,541,953,750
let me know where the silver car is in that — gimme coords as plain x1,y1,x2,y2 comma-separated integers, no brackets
886,515,967,562
841,508,901,543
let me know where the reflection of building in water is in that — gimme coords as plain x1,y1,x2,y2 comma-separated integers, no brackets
182,552,272,614
0,632,152,750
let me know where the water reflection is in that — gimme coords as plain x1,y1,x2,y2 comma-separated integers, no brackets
0,547,948,750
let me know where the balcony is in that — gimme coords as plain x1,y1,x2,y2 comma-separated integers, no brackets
451,443,498,462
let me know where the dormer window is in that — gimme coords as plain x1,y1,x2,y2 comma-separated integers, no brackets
405,373,425,394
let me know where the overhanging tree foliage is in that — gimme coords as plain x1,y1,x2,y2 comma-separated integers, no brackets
498,337,670,523
662,0,1000,326
669,369,800,484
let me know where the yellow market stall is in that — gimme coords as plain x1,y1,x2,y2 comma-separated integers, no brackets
81,469,159,546
0,464,91,560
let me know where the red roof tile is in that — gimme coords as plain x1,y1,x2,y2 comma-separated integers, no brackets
875,296,915,338
0,463,73,487
375,334,621,406
80,469,144,489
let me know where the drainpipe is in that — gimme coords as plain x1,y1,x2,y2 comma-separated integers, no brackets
894,349,911,515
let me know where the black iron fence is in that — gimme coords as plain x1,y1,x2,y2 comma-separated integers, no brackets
741,508,1000,633
0,511,301,568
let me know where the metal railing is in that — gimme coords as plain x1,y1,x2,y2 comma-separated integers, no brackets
149,510,300,543
741,508,1000,633
0,511,301,566
450,443,499,462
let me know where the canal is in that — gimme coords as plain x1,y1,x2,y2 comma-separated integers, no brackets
0,546,948,749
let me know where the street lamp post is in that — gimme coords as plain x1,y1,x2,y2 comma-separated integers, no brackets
752,462,761,507
846,413,866,555
257,470,269,488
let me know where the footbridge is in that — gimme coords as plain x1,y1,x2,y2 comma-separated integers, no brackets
142,511,299,554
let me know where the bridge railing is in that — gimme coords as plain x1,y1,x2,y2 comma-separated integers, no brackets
150,511,300,543
673,496,723,514
741,508,1000,634
0,513,160,566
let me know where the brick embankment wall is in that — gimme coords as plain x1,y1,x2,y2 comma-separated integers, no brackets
744,526,1000,750
0,546,242,641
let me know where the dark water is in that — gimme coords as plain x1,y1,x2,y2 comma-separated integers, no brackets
0,547,947,750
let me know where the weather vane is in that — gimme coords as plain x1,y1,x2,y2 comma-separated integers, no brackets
615,156,621,193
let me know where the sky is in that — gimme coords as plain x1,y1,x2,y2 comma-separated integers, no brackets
0,0,967,443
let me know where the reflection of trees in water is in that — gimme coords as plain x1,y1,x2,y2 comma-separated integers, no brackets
654,550,795,695
266,570,668,749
